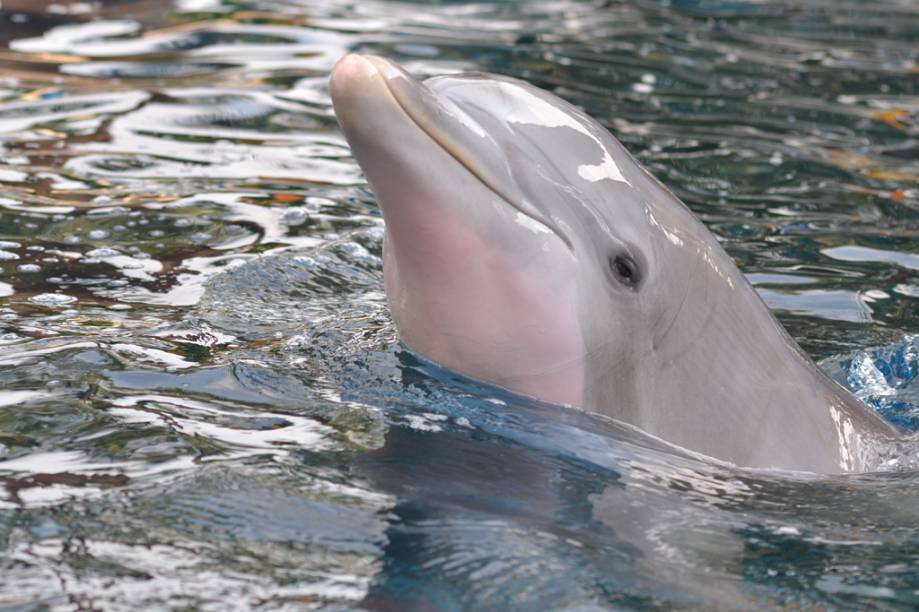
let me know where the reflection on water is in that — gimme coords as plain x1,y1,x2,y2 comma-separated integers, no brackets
0,0,916,608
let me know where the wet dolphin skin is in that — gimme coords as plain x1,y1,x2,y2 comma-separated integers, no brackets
329,54,897,473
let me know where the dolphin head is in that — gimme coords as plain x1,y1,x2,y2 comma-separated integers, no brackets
330,54,727,414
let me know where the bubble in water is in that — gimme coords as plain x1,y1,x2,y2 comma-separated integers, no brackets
86,248,121,258
29,293,77,306
283,207,310,226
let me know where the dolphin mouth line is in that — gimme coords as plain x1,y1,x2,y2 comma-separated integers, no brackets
365,56,573,250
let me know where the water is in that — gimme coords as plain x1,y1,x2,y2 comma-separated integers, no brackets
0,0,916,608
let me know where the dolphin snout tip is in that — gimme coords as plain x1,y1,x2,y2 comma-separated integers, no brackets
331,54,407,93
330,54,377,93
329,54,391,122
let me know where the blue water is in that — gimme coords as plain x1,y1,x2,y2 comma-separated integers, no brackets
0,0,917,609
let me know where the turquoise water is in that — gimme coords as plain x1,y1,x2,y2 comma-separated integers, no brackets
0,0,917,608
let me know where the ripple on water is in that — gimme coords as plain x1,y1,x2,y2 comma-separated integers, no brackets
0,91,150,134
64,91,360,185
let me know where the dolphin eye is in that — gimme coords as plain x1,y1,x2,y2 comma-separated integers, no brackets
610,254,640,288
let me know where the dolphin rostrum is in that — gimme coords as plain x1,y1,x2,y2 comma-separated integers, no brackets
329,54,897,473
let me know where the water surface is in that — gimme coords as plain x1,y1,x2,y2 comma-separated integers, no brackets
0,0,917,609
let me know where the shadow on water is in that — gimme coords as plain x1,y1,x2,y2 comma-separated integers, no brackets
0,0,916,608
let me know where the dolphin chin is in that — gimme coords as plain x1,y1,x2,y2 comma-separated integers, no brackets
331,54,898,474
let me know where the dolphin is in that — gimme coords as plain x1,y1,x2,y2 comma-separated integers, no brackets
329,54,897,473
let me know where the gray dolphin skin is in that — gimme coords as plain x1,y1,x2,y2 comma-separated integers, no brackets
329,54,897,473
